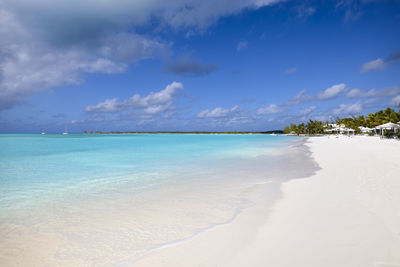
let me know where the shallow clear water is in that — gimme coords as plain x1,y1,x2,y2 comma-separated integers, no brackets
0,134,295,208
0,134,306,266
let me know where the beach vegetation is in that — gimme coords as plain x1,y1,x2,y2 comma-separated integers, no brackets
305,120,324,135
284,108,400,135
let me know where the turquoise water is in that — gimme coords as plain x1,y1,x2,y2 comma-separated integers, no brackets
0,134,295,208
0,133,301,266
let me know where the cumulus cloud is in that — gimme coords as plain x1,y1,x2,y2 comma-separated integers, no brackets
317,83,347,100
98,33,168,63
165,54,218,76
361,58,385,73
390,95,400,107
361,49,400,73
237,41,248,51
0,7,166,110
0,0,282,110
347,86,400,99
197,105,240,118
3,0,282,39
85,81,184,117
347,88,368,98
286,83,346,105
332,103,362,116
257,104,283,115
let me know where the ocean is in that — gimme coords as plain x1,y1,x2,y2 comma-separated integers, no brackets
0,133,312,266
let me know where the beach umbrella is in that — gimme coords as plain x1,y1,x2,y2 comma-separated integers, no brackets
375,122,400,129
359,126,373,133
375,122,400,136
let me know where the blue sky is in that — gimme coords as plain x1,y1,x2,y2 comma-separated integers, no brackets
0,0,399,132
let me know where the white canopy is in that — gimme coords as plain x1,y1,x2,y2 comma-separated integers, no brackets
325,127,355,133
375,122,400,129
359,126,373,133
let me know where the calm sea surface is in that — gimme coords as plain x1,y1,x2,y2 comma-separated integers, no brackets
0,134,303,266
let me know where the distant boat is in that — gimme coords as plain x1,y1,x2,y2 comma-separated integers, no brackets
62,127,68,135
41,132,46,135
270,133,277,136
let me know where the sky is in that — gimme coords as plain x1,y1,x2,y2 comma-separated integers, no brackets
0,0,399,133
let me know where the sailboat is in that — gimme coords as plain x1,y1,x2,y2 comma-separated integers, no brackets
41,131,46,135
62,127,68,135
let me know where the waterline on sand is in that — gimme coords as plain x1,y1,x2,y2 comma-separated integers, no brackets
0,134,318,266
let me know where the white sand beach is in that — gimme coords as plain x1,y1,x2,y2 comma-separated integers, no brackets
132,136,400,267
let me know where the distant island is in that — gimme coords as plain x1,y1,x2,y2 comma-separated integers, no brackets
83,130,284,134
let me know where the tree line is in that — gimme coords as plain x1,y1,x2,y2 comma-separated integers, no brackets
283,107,400,135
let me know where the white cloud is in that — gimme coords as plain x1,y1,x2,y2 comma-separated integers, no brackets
347,86,400,99
285,67,297,74
285,89,312,105
85,98,120,113
317,83,347,100
346,88,367,98
332,103,362,116
85,81,184,116
257,104,283,115
197,105,240,118
0,0,282,109
390,95,400,107
3,0,282,34
360,49,400,73
299,106,316,116
85,58,127,74
286,83,346,106
237,41,248,51
361,58,385,73
98,33,168,63
0,7,166,110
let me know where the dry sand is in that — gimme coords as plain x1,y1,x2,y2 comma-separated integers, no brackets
132,135,400,267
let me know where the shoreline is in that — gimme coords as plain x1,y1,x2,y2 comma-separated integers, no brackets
0,135,313,266
132,135,400,267
114,137,318,266
2,135,399,266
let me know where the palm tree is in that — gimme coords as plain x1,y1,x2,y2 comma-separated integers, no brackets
297,123,305,134
306,120,324,135
283,107,400,135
